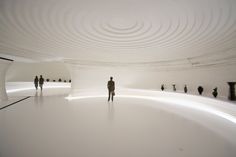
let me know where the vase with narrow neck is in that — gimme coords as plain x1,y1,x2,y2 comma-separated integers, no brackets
227,82,236,101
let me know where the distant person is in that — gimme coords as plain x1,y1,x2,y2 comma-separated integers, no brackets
39,75,44,91
107,77,115,102
34,76,38,90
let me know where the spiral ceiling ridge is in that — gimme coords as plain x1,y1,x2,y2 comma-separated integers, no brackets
0,0,236,67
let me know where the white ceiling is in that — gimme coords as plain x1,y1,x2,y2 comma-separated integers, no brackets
0,0,236,67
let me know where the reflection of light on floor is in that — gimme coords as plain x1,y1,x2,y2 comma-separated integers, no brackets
5,82,236,125
65,94,236,124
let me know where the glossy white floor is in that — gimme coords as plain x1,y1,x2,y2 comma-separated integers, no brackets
1,82,236,157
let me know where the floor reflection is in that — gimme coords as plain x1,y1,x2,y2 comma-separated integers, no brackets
34,91,44,105
1,96,236,157
108,102,114,121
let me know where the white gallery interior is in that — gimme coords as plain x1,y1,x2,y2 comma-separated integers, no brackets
1,0,236,157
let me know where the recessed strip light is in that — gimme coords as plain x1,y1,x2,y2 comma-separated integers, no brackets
65,94,236,124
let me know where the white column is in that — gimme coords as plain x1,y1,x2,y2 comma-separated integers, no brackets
0,58,13,101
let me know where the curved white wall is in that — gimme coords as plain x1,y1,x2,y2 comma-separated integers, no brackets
5,61,236,99
0,59,12,101
6,61,71,82
67,63,236,99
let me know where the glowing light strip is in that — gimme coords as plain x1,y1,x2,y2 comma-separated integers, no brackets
7,85,70,93
7,87,34,93
65,94,236,124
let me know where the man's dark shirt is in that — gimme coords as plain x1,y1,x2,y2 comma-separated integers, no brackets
107,80,115,91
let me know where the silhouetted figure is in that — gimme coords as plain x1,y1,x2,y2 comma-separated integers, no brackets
198,86,204,95
173,84,176,91
161,84,164,91
39,75,44,91
184,85,187,93
212,87,218,98
34,76,38,90
107,77,115,102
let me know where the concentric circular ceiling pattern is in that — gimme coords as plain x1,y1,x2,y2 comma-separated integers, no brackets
0,0,236,66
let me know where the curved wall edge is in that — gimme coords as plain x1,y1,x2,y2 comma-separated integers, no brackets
0,59,13,101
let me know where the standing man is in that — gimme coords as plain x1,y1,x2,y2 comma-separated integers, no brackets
107,77,115,102
39,75,44,91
